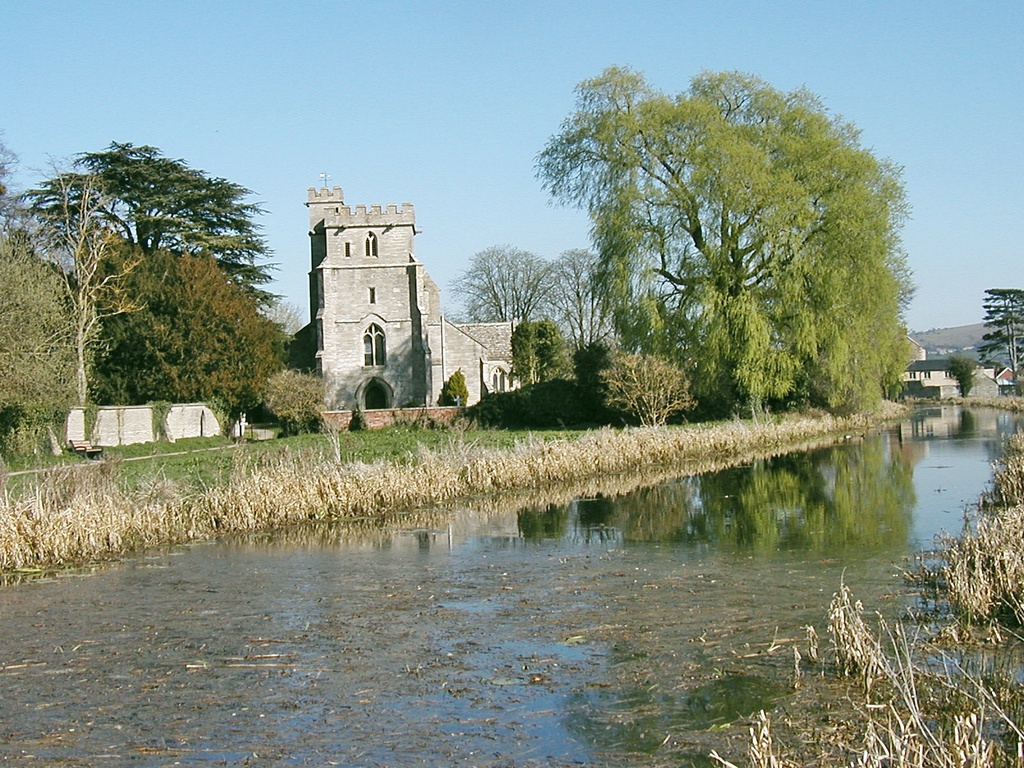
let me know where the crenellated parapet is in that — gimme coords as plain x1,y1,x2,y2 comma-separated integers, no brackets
307,186,345,202
307,187,415,228
336,202,415,228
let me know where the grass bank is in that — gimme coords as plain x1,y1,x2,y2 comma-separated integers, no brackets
0,408,899,575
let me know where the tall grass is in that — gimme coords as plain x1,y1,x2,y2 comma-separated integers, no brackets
0,409,897,573
940,432,1024,626
715,583,1022,768
949,397,1024,415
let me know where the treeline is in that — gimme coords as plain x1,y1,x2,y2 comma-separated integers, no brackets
0,141,293,456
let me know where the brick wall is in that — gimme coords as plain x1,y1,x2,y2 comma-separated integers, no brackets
322,406,463,431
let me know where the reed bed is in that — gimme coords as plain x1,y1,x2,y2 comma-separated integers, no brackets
942,508,1024,627
827,598,1019,768
949,397,1024,415
0,408,898,573
187,411,893,538
936,430,1024,627
715,583,1022,768
991,433,1024,508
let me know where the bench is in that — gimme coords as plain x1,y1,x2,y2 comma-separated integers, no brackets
68,440,104,460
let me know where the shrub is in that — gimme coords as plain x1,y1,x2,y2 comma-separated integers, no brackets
440,369,469,406
470,379,586,428
264,370,325,435
0,405,64,459
348,407,367,432
602,353,696,426
573,341,617,423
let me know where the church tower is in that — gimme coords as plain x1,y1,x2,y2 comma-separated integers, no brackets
306,186,440,410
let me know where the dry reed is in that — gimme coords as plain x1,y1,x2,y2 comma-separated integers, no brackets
828,583,887,690
710,711,791,768
829,587,1022,768
940,431,1024,626
717,583,1018,768
991,433,1024,508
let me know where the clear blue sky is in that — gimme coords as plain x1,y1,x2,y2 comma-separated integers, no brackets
2,0,1021,332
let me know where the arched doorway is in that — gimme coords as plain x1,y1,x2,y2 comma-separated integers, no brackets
363,379,390,410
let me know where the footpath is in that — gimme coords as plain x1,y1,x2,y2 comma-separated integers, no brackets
5,430,275,478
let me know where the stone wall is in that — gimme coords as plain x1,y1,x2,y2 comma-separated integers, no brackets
95,406,154,446
164,404,222,441
437,320,487,406
67,404,221,446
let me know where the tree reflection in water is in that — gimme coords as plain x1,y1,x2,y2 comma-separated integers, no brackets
564,672,787,754
517,435,916,555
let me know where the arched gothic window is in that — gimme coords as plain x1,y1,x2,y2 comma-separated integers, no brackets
365,232,379,258
363,323,386,366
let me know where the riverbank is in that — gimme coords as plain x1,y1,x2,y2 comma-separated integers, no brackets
0,407,902,574
946,395,1024,412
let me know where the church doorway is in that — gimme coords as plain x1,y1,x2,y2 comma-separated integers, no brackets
363,379,391,410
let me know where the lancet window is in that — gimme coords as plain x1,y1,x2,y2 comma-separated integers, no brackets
363,323,386,366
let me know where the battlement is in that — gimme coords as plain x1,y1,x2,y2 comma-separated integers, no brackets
327,202,416,227
307,187,415,227
307,186,345,203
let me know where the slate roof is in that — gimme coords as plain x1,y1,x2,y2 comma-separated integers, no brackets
455,322,514,362
906,360,953,373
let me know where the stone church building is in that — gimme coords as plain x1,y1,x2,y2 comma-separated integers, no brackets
304,186,514,411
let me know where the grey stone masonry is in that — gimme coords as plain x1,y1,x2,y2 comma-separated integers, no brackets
306,186,515,410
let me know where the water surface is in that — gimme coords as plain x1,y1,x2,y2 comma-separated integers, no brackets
0,405,1015,766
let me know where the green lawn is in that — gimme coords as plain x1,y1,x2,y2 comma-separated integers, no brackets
4,426,584,499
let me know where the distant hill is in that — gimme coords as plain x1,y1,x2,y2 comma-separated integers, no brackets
909,323,986,358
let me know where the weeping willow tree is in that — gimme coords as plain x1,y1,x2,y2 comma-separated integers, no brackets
538,68,912,415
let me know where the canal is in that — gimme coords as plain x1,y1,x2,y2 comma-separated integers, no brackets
0,405,1017,767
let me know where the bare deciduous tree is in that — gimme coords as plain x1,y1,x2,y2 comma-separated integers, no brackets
31,170,141,405
451,245,552,322
549,248,614,349
262,299,306,336
602,353,695,427
0,138,20,231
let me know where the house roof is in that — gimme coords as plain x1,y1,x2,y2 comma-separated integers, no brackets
454,322,514,361
906,360,951,372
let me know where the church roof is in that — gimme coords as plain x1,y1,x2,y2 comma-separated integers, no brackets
455,322,514,362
